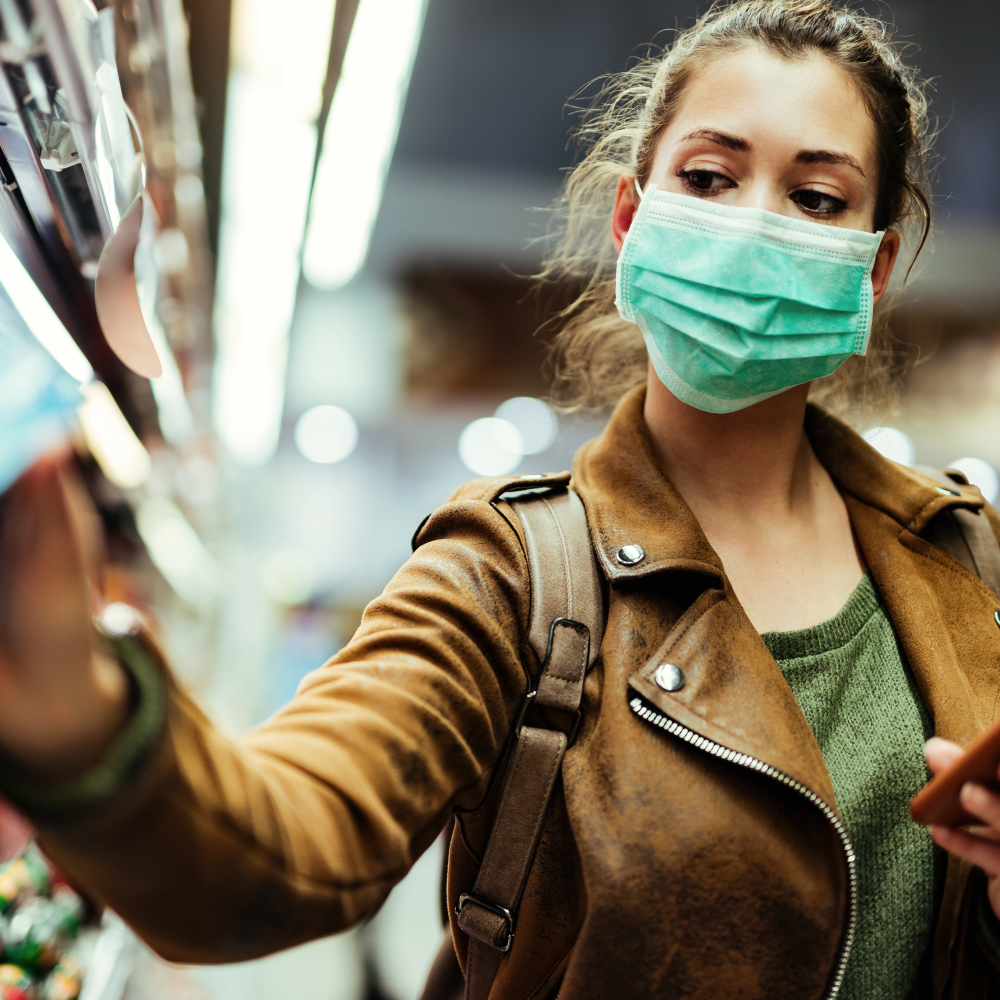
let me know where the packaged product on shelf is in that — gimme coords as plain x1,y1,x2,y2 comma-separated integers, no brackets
0,963,34,1000
1,897,67,970
42,955,82,1000
0,847,89,999
0,854,48,913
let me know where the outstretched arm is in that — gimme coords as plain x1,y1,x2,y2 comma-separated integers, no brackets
0,455,531,963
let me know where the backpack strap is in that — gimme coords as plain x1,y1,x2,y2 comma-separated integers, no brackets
456,485,603,1000
919,468,1000,599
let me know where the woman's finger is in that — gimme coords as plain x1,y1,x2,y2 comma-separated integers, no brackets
929,824,1000,877
925,736,964,775
960,781,1000,829
966,824,1000,844
56,458,105,606
0,453,91,667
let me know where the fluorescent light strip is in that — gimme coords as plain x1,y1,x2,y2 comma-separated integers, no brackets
0,231,93,382
212,0,336,467
77,380,151,488
302,0,428,289
136,495,220,607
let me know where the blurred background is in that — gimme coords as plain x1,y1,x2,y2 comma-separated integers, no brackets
2,0,1000,997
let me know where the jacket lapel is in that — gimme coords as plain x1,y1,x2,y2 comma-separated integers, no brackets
627,585,840,808
573,387,838,809
845,496,990,745
808,404,1000,746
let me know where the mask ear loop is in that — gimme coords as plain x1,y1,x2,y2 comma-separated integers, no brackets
634,178,644,200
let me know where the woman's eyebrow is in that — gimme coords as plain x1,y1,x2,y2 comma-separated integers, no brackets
795,149,866,178
680,128,749,152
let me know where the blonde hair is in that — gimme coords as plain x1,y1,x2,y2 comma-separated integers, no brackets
539,0,932,417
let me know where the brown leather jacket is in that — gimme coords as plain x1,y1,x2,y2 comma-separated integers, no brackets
27,386,1000,999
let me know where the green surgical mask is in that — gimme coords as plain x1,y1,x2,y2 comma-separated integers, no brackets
615,184,884,413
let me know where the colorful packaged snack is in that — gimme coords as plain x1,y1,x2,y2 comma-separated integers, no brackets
0,853,48,915
0,963,34,1000
1,900,62,971
42,956,80,1000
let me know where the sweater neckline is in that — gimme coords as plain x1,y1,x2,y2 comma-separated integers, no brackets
761,573,881,661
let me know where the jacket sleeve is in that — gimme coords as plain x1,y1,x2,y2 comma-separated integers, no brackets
15,482,534,964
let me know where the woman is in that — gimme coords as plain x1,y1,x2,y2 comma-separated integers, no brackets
0,2,998,998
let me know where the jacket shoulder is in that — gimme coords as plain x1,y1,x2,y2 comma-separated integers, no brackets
412,471,571,550
446,471,571,505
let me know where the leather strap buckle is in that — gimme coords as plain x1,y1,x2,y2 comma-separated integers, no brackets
455,892,515,953
512,689,536,735
513,690,582,747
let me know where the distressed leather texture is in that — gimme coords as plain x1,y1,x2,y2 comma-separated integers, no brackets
27,386,1000,1000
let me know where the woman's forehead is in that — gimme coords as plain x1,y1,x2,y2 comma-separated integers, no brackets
662,46,877,171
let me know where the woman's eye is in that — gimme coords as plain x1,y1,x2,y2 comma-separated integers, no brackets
679,170,734,195
791,189,847,215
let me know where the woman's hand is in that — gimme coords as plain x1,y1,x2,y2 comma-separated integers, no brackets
0,452,129,782
925,737,1000,920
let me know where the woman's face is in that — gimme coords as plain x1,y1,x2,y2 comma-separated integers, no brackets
612,44,901,293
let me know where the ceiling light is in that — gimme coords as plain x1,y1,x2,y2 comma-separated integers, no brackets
261,548,317,605
862,426,915,467
0,229,92,382
294,405,358,464
302,0,428,289
213,0,337,466
136,495,220,607
948,457,1000,505
77,381,151,489
495,397,558,455
458,417,523,476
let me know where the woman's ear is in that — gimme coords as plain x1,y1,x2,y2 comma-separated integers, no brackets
611,175,639,253
871,230,901,306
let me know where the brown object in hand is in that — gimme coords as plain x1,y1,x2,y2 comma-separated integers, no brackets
910,719,1000,826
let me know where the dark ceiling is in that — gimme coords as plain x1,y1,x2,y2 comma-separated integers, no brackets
393,0,1000,225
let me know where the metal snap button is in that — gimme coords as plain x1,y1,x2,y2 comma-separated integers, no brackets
995,610,1000,629
616,544,645,566
936,486,960,496
654,663,685,692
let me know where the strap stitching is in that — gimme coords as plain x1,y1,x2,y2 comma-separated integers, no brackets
540,495,574,620
541,674,586,690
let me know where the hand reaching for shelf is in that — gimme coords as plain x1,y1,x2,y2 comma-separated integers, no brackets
0,452,129,784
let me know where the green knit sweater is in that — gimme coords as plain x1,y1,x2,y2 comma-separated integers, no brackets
762,574,941,1000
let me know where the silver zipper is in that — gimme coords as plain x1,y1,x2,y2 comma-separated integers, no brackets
629,695,858,1000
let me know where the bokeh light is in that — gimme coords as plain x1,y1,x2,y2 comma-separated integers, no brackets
458,417,523,475
948,456,1000,504
294,405,359,464
495,396,558,455
261,548,318,605
862,426,916,467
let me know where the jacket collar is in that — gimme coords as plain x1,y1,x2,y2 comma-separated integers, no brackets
570,386,723,585
805,405,984,534
572,384,985,586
